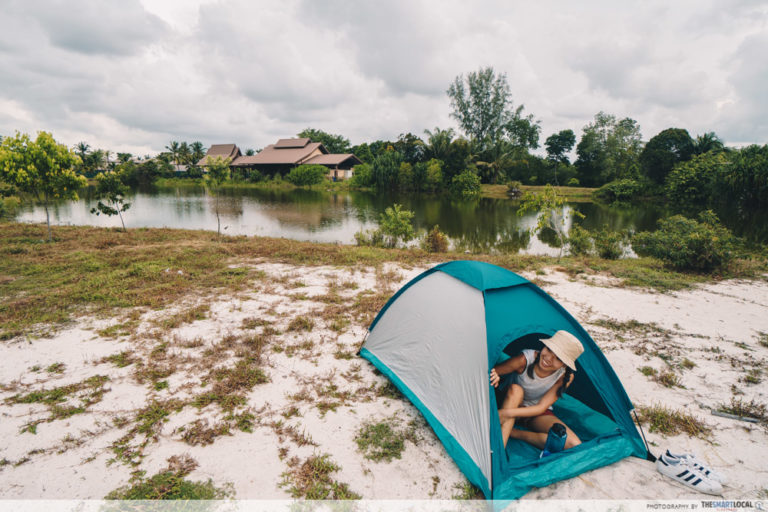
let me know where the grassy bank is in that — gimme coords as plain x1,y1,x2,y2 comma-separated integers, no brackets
481,184,597,201
1,222,765,340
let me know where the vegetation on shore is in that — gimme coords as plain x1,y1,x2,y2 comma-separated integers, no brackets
1,223,765,341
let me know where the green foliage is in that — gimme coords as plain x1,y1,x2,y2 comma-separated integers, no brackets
423,127,455,161
575,112,642,187
105,470,227,500
350,163,373,187
90,171,131,231
640,128,694,184
355,416,418,463
517,184,583,257
372,149,402,191
203,156,231,235
297,128,350,154
450,169,482,198
421,225,449,252
280,454,360,500
665,151,726,206
593,179,644,203
567,224,593,256
447,67,540,151
0,196,21,220
593,227,627,260
632,211,739,272
0,131,87,240
285,164,327,187
378,204,415,248
506,180,523,198
545,129,576,164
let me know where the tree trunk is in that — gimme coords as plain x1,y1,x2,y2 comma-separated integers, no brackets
44,193,52,242
216,194,220,236
117,202,126,232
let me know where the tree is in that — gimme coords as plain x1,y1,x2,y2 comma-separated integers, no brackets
517,184,583,258
372,149,402,191
285,164,327,186
575,112,642,186
297,128,351,154
190,141,206,163
393,133,425,164
378,204,415,248
447,67,540,151
74,141,90,161
639,128,694,184
204,156,231,236
166,141,181,172
90,170,131,231
423,127,455,162
450,169,482,198
692,132,725,156
545,130,576,164
0,131,86,241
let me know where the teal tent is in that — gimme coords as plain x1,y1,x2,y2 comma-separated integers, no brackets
359,261,650,499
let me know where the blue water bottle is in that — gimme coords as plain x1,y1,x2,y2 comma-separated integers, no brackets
540,422,567,458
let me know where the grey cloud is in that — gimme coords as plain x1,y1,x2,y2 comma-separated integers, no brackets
719,33,768,142
18,0,168,56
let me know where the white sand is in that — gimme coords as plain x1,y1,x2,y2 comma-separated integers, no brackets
1,262,766,500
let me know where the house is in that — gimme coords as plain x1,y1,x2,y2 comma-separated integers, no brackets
198,139,362,180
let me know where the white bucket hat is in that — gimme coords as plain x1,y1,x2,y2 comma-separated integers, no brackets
541,330,584,371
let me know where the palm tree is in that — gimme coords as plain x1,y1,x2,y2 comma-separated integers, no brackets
179,141,191,167
423,127,455,161
693,132,725,155
74,141,90,162
165,141,181,172
190,141,206,163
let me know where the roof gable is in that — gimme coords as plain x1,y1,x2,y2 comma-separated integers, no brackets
275,138,311,149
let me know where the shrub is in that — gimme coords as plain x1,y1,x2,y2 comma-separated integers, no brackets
632,211,739,272
285,164,327,186
506,180,523,198
450,170,481,198
421,225,449,253
378,204,415,248
0,196,20,220
567,177,580,186
354,229,384,247
593,179,643,203
567,224,593,256
593,227,627,259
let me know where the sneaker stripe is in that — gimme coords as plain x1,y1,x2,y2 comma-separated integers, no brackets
684,474,697,482
676,470,689,478
692,478,702,486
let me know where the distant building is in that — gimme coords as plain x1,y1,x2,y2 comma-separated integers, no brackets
197,138,362,180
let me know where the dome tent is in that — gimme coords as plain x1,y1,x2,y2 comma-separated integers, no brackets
359,261,650,499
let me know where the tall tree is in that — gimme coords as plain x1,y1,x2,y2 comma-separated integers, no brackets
447,67,540,151
0,132,86,241
190,141,206,163
545,130,576,164
165,141,181,172
297,128,351,154
639,128,694,184
394,133,425,164
692,132,725,155
575,112,642,186
74,141,90,161
423,127,455,162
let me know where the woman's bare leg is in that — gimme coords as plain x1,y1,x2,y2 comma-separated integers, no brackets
526,413,582,449
499,384,524,447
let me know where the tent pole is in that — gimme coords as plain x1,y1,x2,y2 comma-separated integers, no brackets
632,409,657,462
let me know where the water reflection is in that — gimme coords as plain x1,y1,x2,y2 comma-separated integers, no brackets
16,185,673,255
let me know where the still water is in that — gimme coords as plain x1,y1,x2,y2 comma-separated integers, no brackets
16,185,669,255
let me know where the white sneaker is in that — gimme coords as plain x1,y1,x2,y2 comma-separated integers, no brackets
664,450,728,485
656,454,723,495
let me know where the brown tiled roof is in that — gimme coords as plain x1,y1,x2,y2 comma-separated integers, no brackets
197,144,241,165
305,154,363,166
232,142,327,166
275,138,310,149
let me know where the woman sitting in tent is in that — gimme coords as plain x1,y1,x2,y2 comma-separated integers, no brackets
490,330,584,450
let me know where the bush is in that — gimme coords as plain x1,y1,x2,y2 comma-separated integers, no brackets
450,170,481,198
567,224,593,256
506,180,523,198
593,228,627,259
354,229,384,247
632,211,739,272
593,179,644,203
421,225,449,253
379,204,415,248
567,177,580,186
285,164,327,186
0,196,20,220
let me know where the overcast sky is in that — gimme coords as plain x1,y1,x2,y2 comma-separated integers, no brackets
1,0,766,156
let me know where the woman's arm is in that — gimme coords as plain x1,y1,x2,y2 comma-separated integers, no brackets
489,353,527,388
498,372,573,419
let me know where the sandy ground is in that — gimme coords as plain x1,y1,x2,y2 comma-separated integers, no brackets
0,261,766,501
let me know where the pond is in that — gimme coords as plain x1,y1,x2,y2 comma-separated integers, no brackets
15,184,673,255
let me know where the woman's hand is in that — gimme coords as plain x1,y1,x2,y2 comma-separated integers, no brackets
490,368,500,388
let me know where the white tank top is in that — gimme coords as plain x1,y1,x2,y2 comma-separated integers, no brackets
514,349,565,408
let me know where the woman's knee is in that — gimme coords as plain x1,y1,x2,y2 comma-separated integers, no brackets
565,432,582,449
505,384,524,405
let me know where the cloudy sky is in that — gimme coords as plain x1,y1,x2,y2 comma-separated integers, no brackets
1,0,766,156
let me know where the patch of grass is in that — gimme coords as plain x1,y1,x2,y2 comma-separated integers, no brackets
105,459,229,500
103,350,137,368
45,362,66,374
228,411,255,433
279,454,360,500
192,359,268,413
680,358,696,370
5,375,110,430
636,404,712,439
655,370,682,388
355,416,419,463
333,346,354,360
97,320,139,339
269,419,316,446
153,380,169,391
451,481,484,500
376,381,403,400
155,304,210,330
287,316,314,332
135,399,184,438
717,398,767,422
758,332,768,349
638,366,657,377
180,419,230,446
